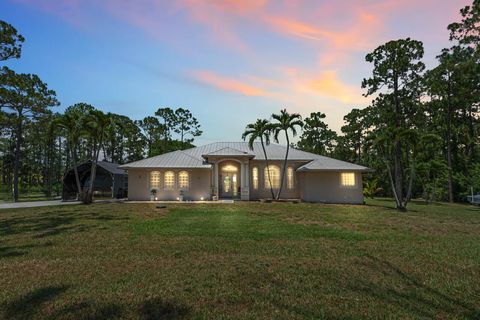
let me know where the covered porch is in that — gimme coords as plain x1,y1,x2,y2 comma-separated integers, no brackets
202,147,254,201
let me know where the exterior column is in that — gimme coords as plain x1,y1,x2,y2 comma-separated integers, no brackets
213,161,219,200
241,160,250,200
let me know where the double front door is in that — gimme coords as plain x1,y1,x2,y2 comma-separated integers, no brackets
220,172,239,198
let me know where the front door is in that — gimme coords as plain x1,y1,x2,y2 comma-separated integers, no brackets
220,172,238,198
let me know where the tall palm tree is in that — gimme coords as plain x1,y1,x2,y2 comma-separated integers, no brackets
84,109,110,204
242,119,275,199
56,110,84,199
271,109,303,200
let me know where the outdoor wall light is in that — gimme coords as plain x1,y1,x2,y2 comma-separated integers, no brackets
200,197,204,201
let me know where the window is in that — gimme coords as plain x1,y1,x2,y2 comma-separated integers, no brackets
150,171,161,190
252,167,258,190
264,165,280,189
287,167,294,189
178,171,189,189
341,172,356,187
221,164,238,172
164,171,175,190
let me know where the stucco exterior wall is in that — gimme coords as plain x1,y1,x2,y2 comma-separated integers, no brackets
127,168,212,201
248,160,307,200
127,164,365,204
299,171,364,204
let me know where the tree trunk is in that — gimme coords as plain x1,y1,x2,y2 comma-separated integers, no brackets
13,112,23,202
446,78,454,203
386,159,404,211
403,160,416,208
260,137,275,199
85,135,104,204
393,75,404,209
71,146,82,198
276,131,290,200
468,106,476,158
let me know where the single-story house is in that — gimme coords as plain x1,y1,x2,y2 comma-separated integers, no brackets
120,142,371,204
62,160,128,200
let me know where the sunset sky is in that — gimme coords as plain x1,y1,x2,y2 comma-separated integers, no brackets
1,0,470,145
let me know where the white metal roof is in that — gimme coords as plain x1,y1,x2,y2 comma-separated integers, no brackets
202,147,254,157
296,158,372,172
120,142,371,172
120,150,211,169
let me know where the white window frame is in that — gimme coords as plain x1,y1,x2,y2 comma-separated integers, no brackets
340,172,356,188
287,167,294,189
252,167,259,190
164,171,176,190
264,165,280,189
149,171,161,191
178,171,190,190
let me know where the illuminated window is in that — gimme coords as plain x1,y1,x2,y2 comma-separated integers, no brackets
221,164,238,172
264,165,280,189
341,172,356,187
287,167,294,189
150,171,161,190
164,171,175,190
178,171,189,189
252,167,258,190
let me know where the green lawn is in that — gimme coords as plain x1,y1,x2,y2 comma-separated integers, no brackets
0,200,479,319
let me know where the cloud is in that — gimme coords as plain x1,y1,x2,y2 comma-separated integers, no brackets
263,4,383,51
305,70,366,104
190,70,267,96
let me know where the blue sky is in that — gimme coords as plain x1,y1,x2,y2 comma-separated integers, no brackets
0,0,469,145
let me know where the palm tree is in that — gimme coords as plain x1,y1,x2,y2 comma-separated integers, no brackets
56,109,84,200
84,109,110,204
271,109,303,200
242,119,275,199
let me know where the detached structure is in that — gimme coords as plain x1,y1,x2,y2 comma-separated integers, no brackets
120,142,371,204
62,161,128,200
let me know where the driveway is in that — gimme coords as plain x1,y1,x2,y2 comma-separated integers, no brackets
0,200,81,210
0,198,127,210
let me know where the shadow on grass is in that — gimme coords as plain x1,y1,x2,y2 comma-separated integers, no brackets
139,298,191,320
0,209,130,239
2,285,69,319
51,298,190,320
53,301,123,319
3,285,191,320
0,242,53,259
351,254,480,318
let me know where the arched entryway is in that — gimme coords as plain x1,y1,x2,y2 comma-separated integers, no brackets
218,161,241,199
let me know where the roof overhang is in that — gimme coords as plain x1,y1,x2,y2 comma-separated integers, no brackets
296,167,375,173
201,154,255,159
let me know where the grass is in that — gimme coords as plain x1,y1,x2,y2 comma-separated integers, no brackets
0,199,479,319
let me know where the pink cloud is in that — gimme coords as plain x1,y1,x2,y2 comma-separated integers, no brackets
305,70,367,104
191,70,267,96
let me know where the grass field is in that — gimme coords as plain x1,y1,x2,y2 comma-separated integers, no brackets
0,199,479,319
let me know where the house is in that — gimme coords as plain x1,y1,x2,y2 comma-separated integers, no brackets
62,160,128,200
120,142,371,204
